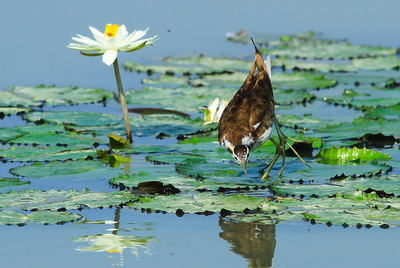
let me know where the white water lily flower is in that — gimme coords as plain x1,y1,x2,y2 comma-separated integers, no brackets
203,98,229,124
67,24,158,66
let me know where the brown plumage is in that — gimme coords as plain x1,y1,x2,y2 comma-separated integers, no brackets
218,39,275,176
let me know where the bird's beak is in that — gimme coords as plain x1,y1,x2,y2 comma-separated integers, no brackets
239,158,248,177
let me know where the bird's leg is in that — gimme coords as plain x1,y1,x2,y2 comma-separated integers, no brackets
261,137,282,179
261,116,311,178
273,115,311,169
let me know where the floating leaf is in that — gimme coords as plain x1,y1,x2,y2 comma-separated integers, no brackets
0,107,31,116
0,210,28,225
0,128,26,142
11,159,112,179
146,153,207,165
316,147,391,163
0,188,137,211
272,72,337,90
26,210,83,225
24,111,122,127
0,91,41,107
108,134,132,149
365,104,400,120
0,146,97,162
127,193,265,214
12,85,113,106
0,178,30,188
352,56,400,70
10,133,103,147
315,117,400,140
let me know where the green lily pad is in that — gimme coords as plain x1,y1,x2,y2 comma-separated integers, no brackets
0,91,41,107
315,117,400,140
24,111,122,126
164,55,253,72
0,107,31,116
11,159,110,179
127,193,265,213
352,56,400,71
130,114,214,137
146,153,207,165
108,134,132,149
0,210,28,225
365,104,400,120
12,85,113,106
258,33,396,59
322,86,400,108
0,188,138,211
0,128,26,142
0,146,97,162
125,86,235,113
273,57,357,72
273,72,337,90
0,178,30,188
11,133,103,147
316,147,391,163
109,167,193,191
26,210,83,224
274,89,316,105
325,70,399,86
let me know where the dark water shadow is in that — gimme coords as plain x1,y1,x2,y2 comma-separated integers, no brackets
219,218,276,268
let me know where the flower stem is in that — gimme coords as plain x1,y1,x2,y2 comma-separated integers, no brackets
113,58,133,143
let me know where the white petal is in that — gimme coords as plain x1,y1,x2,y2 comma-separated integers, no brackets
119,25,128,38
115,26,124,42
208,98,219,122
123,39,151,51
123,28,148,45
102,49,118,66
72,35,100,46
107,38,119,49
90,26,108,44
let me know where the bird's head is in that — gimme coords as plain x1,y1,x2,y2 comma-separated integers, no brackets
233,145,250,176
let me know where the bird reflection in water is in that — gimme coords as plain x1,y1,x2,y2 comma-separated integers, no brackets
219,218,276,268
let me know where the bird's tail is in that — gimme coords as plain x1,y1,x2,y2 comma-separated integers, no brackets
250,37,272,81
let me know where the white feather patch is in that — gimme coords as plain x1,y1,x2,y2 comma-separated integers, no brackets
254,127,273,150
253,122,261,130
222,136,234,152
241,134,254,147
264,55,272,80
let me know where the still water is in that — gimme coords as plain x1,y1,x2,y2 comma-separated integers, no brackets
1,1,400,267
1,209,399,267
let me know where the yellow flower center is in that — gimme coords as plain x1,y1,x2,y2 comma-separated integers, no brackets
104,24,119,39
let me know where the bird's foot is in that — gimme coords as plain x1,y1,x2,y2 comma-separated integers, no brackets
260,115,311,179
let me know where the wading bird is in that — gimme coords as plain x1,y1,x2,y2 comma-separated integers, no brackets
218,39,309,178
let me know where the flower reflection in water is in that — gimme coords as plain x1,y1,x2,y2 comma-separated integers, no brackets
72,209,157,266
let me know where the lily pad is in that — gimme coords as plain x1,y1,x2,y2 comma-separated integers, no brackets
146,153,207,165
0,91,41,107
26,210,83,224
0,188,138,211
0,107,31,116
0,127,26,142
127,193,265,214
315,117,400,140
0,178,30,188
0,146,97,162
352,56,400,71
12,85,113,106
316,147,391,163
10,133,103,147
23,111,122,127
11,159,110,178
